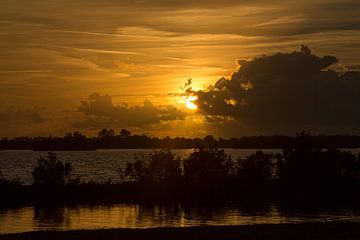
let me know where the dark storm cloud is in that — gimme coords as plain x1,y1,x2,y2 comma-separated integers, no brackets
188,46,360,134
76,93,186,128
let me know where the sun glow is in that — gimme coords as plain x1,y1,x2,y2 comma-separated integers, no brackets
185,96,198,110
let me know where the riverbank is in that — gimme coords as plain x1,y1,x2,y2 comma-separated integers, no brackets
2,222,360,240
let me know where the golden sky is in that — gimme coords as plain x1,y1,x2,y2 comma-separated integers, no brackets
0,0,360,137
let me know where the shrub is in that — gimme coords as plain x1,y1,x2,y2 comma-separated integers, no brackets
120,149,181,184
32,152,72,187
237,151,274,187
183,147,235,187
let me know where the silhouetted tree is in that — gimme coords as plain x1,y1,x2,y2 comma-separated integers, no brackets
201,135,217,148
120,150,181,184
32,152,72,187
237,151,274,188
277,132,360,198
183,147,234,189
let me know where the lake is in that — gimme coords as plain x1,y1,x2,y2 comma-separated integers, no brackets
1,149,360,234
0,149,285,185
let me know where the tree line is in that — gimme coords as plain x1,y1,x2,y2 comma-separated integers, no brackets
2,129,360,150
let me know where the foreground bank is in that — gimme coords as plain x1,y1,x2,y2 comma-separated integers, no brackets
2,222,360,240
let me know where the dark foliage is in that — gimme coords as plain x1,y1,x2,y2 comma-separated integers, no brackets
3,129,360,150
277,132,360,200
32,152,72,187
237,151,275,190
1,133,359,207
120,149,182,184
184,148,234,188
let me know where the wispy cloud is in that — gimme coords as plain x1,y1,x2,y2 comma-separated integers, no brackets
252,16,305,27
0,70,52,74
46,45,145,56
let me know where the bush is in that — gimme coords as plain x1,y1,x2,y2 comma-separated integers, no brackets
120,149,181,184
183,147,235,187
32,152,72,187
277,133,360,199
237,151,275,187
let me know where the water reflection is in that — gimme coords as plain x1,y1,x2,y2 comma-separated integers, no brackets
1,204,359,234
34,207,71,230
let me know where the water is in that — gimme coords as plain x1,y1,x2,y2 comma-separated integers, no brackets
0,204,359,234
0,149,283,185
1,149,360,234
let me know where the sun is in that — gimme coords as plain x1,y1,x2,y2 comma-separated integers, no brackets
185,96,198,110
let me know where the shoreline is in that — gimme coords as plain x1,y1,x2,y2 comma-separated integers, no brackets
2,222,360,240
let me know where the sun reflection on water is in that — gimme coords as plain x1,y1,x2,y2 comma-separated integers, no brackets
1,204,359,234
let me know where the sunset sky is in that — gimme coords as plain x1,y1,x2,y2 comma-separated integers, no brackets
1,0,360,137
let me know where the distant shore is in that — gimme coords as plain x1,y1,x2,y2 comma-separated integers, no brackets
3,132,360,151
2,222,360,240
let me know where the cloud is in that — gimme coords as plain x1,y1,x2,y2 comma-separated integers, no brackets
0,106,48,124
76,92,186,129
187,45,360,135
1,0,360,138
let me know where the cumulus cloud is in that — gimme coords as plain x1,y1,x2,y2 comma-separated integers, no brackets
187,45,360,135
76,92,186,129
